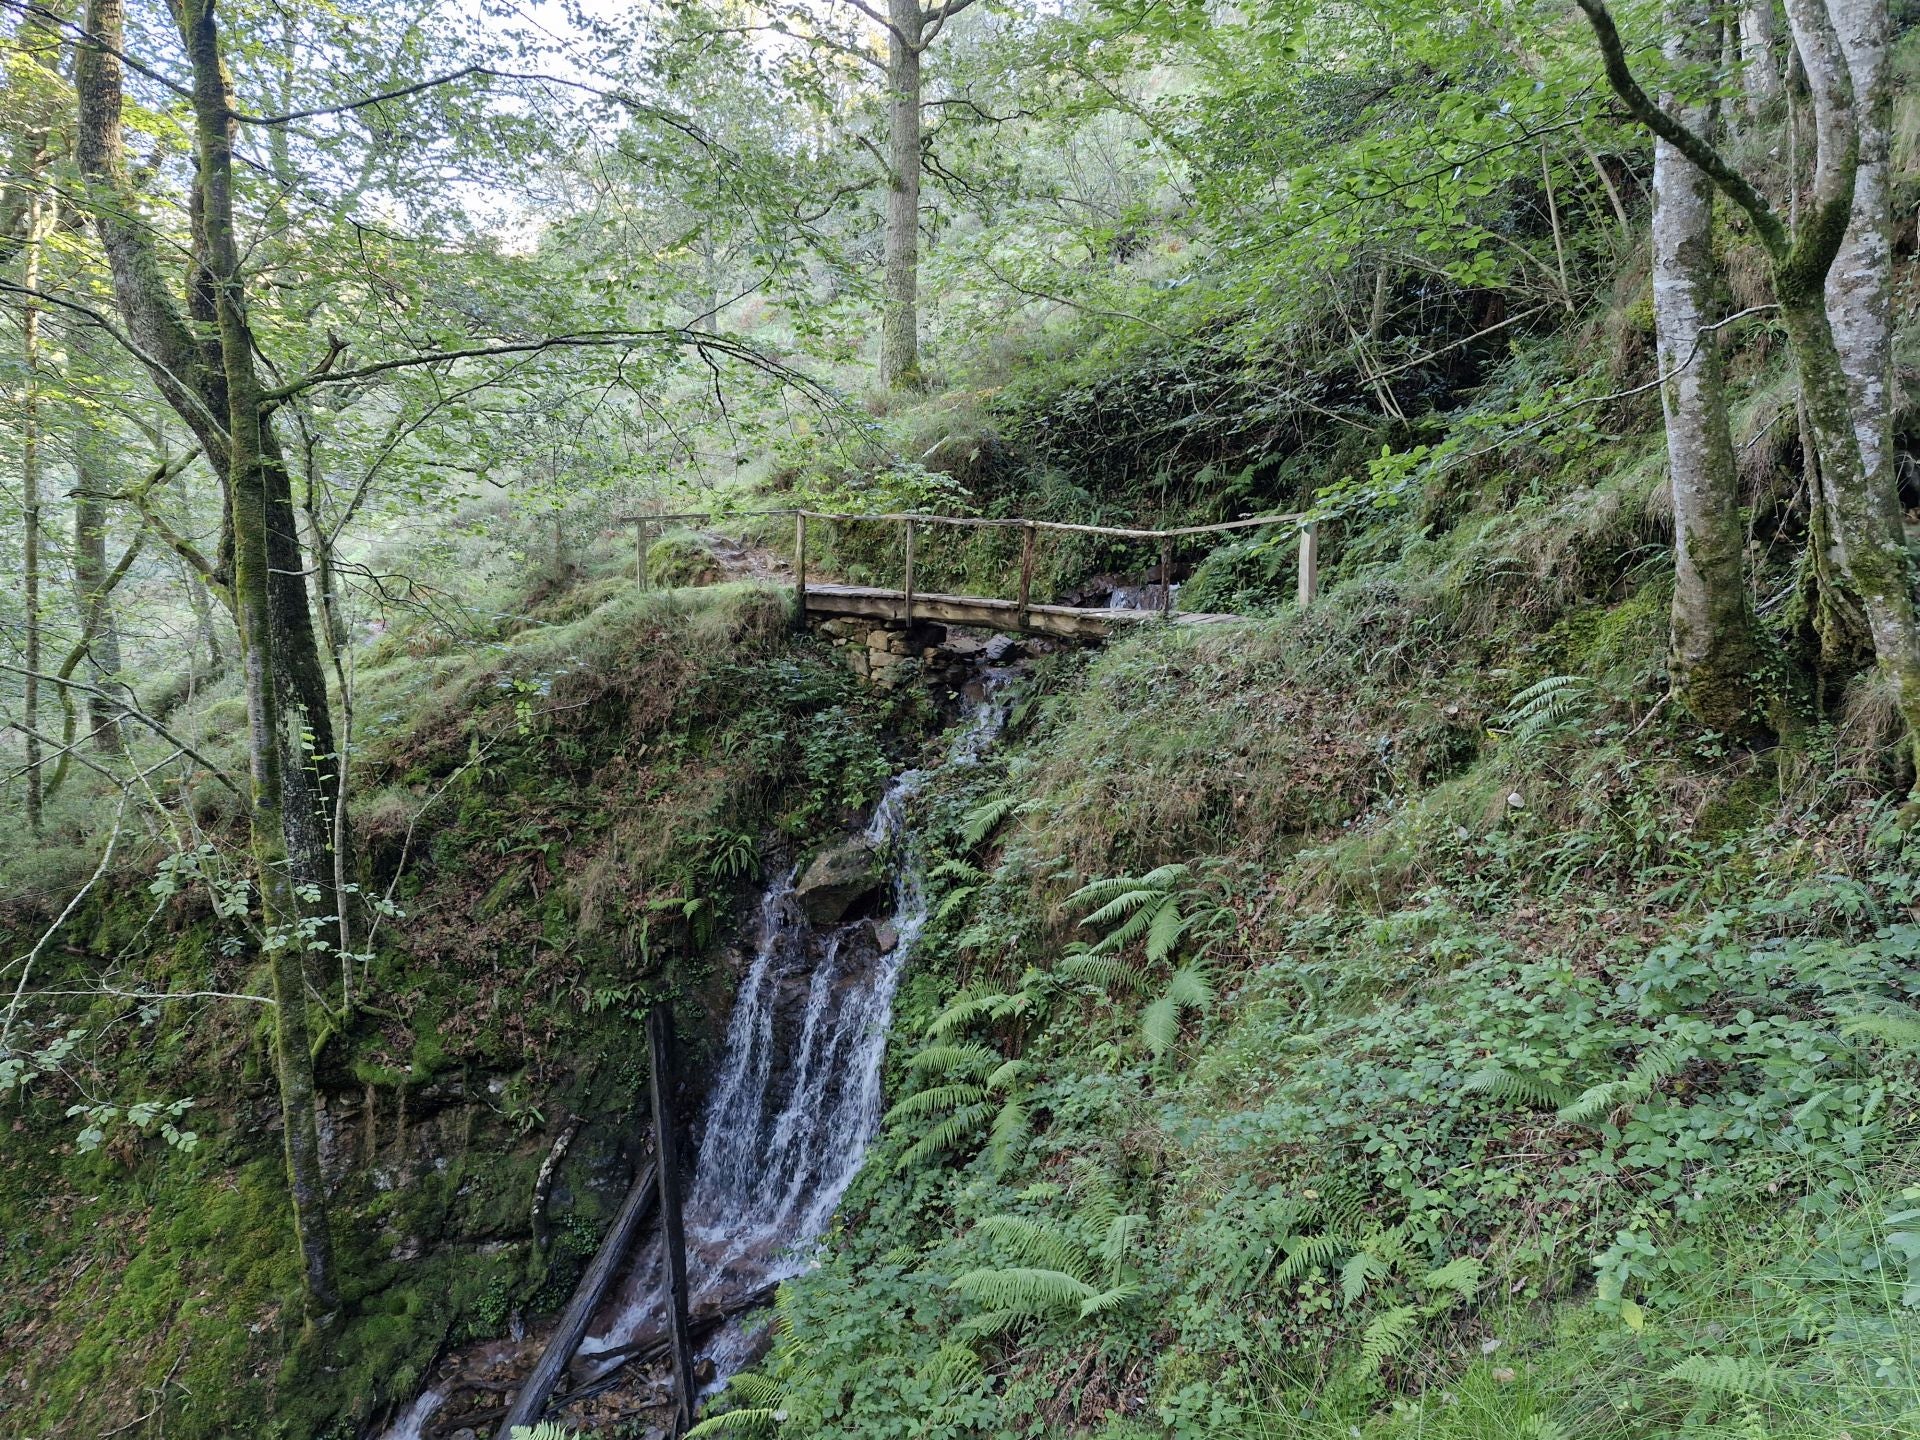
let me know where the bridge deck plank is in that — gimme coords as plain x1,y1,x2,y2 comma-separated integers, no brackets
802,583,1244,639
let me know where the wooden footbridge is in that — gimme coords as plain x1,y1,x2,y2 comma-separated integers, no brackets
621,507,1320,639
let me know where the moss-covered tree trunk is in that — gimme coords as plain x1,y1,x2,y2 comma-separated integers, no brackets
77,0,340,1312
1653,1,1764,735
174,0,339,1314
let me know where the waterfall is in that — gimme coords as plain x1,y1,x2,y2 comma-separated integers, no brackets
580,684,1010,1383
379,685,1009,1438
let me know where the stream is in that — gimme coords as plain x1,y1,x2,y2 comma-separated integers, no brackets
381,679,1010,1440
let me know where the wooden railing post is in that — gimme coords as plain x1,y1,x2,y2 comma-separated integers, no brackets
648,1004,697,1436
794,511,808,629
635,519,648,589
1160,538,1174,618
1017,520,1036,628
1297,521,1319,607
902,517,916,625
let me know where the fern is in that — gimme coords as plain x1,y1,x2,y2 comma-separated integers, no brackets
1462,1062,1575,1110
683,1411,782,1438
1274,1230,1353,1284
971,1215,1090,1277
1060,948,1147,991
1419,1254,1484,1298
1666,1354,1777,1394
960,795,1020,847
1340,1250,1388,1305
950,1265,1098,1313
906,1043,999,1077
1500,674,1594,743
1076,1281,1142,1317
884,1083,988,1123
898,1101,994,1167
987,1095,1029,1169
1557,1039,1689,1124
1517,1420,1571,1440
1357,1304,1420,1371
510,1427,583,1440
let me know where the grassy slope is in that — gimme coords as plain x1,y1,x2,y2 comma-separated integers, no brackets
700,389,1920,1439
0,581,915,1439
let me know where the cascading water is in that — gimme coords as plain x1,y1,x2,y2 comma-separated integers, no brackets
378,685,1010,1440
580,686,1009,1390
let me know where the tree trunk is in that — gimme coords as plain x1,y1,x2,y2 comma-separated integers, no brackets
1653,3,1765,734
1740,0,1785,118
1823,0,1892,502
175,0,339,1314
72,439,128,754
21,190,46,830
880,0,923,389
77,0,340,1313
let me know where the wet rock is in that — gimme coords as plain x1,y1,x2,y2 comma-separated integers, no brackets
794,838,884,923
982,635,1026,663
874,920,899,953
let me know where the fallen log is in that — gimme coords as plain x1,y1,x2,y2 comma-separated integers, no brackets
492,1160,658,1440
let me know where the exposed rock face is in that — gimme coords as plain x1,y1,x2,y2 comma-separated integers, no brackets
793,837,884,923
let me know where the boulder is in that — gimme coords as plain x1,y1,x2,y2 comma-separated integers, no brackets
794,837,884,923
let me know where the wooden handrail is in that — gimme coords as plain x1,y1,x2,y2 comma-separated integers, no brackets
617,506,1307,541
625,504,1322,614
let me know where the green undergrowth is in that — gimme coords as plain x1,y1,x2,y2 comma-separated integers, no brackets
0,579,915,1439
694,549,1920,1438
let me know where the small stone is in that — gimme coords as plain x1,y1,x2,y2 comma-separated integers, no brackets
1506,791,1525,810
867,630,893,651
1491,1367,1517,1383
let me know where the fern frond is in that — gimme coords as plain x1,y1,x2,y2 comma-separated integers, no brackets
926,991,1014,1039
1166,962,1214,1009
1502,675,1593,742
1517,1419,1571,1440
987,1097,1029,1171
935,886,981,923
1419,1254,1484,1298
952,1307,1026,1341
930,858,986,883
1146,898,1188,964
1135,863,1194,890
961,796,1020,847
724,1374,787,1408
1357,1304,1420,1371
1557,1039,1689,1123
907,1043,1000,1077
1077,1281,1142,1317
1142,992,1181,1057
1462,1063,1575,1110
898,1101,993,1168
1274,1230,1352,1284
1665,1354,1776,1394
1060,951,1148,991
1100,1211,1146,1278
683,1411,782,1438
1841,1010,1920,1047
985,1058,1026,1092
970,1216,1090,1278
884,1083,988,1124
1078,888,1160,930
950,1265,1097,1314
925,1342,984,1393
1340,1251,1388,1305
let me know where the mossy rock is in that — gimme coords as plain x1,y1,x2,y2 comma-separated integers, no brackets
646,528,724,588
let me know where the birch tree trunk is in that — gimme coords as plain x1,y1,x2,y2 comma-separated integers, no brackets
1823,0,1892,500
1740,0,1785,118
1653,4,1763,733
1780,0,1920,764
21,191,45,831
881,0,924,389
